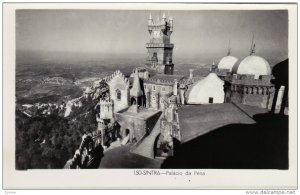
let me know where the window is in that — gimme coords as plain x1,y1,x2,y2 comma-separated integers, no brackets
152,85,156,91
116,89,121,100
209,97,213,104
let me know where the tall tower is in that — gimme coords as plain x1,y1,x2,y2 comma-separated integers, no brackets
146,13,174,75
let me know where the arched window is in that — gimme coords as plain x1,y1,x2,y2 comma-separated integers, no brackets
116,89,121,100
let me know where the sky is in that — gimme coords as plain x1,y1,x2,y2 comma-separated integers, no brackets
16,9,288,62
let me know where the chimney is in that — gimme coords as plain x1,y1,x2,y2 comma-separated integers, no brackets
189,69,194,79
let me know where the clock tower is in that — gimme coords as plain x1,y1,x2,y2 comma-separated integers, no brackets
146,13,174,75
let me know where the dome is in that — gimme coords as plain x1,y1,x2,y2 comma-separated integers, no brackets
233,55,271,79
186,73,224,104
218,56,238,71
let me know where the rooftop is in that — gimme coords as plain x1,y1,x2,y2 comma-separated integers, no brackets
233,103,269,118
116,106,161,120
178,103,256,143
99,145,162,168
144,74,185,85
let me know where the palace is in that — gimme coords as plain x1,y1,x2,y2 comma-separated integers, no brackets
68,13,288,167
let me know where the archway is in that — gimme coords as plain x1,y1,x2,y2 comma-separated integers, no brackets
153,133,164,158
131,97,137,105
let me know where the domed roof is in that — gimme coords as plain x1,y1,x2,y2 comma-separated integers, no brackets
233,55,271,79
218,56,238,71
186,73,224,104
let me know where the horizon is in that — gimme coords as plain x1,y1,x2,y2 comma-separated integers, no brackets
16,10,288,66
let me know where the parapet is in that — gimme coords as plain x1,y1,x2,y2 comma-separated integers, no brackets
228,74,273,86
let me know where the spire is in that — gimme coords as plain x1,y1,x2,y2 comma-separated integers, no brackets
149,13,152,20
211,61,217,73
130,68,143,97
169,14,173,30
250,33,256,55
227,39,231,56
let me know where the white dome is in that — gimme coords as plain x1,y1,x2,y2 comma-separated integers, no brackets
234,55,271,79
218,56,238,71
186,73,224,104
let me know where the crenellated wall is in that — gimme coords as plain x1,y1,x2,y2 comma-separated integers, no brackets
106,70,130,113
224,74,275,109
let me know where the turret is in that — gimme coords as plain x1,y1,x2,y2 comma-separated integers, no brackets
250,34,256,55
162,12,166,23
99,99,113,120
169,15,173,31
210,61,217,73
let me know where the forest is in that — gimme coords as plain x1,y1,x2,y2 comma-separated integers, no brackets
15,97,98,169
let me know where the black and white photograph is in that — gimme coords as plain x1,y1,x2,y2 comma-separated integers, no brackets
3,2,297,190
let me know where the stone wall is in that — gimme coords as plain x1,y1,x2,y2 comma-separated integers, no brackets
115,114,146,143
115,110,162,143
242,94,269,108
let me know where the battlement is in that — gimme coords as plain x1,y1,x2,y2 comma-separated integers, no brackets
99,99,113,105
148,13,173,29
227,74,273,86
104,70,130,86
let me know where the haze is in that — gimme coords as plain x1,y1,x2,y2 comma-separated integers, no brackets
16,9,288,63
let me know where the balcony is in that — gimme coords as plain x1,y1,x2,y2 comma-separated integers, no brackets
146,43,174,48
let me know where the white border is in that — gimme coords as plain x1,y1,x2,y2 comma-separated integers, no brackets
2,3,297,189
